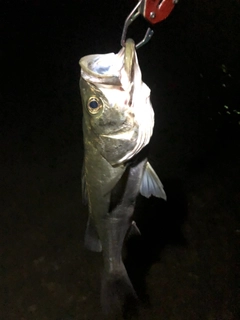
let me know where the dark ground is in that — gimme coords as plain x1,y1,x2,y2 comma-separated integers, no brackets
1,0,240,319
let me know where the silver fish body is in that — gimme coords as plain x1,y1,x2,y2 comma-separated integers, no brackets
79,39,166,314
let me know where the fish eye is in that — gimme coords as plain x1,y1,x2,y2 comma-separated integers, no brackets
87,97,103,114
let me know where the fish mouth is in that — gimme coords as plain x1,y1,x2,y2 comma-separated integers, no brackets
79,39,136,89
80,53,122,85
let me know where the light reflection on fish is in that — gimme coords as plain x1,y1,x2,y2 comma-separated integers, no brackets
79,39,166,314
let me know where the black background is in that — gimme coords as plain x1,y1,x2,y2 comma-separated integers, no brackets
1,1,240,319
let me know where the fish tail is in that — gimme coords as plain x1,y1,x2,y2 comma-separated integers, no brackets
101,265,139,316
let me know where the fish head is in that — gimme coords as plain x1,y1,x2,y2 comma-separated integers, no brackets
80,77,135,138
79,39,154,165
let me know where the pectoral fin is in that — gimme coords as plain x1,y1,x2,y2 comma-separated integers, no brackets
125,221,141,242
82,163,88,205
140,162,167,200
84,216,102,252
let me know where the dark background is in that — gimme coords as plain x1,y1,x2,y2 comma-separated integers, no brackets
1,0,239,319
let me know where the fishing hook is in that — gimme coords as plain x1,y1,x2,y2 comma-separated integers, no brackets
121,0,154,50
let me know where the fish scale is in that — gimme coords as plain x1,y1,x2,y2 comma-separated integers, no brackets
79,39,166,315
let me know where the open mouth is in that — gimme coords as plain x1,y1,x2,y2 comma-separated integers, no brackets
80,39,136,89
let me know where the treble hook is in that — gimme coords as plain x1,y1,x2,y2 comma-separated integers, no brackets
121,0,154,50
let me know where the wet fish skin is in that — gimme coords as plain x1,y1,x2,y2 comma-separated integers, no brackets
79,39,166,314
81,78,144,312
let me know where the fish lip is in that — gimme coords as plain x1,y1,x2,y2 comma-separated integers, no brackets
124,39,135,83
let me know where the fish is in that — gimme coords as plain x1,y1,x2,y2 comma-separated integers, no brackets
79,38,166,314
